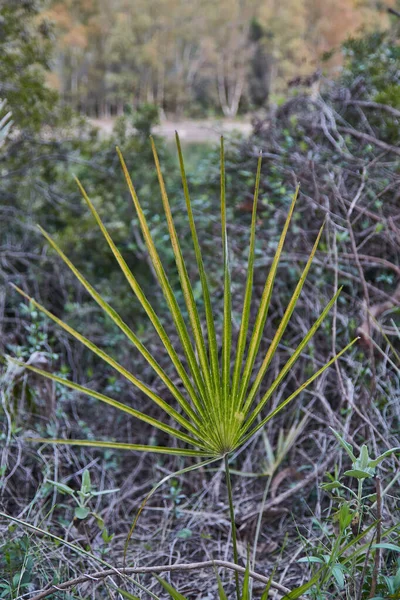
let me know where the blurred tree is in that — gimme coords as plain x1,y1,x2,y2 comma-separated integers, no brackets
304,0,390,70
44,0,107,113
41,0,394,117
0,0,58,130
203,0,260,117
248,18,273,108
104,0,209,115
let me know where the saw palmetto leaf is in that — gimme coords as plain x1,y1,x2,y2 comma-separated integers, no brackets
15,135,354,460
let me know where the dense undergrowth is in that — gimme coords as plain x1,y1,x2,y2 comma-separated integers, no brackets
1,6,400,600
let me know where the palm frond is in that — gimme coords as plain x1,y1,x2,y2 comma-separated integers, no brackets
15,136,354,458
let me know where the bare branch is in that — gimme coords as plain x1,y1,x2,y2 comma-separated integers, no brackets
28,560,294,600
345,100,400,119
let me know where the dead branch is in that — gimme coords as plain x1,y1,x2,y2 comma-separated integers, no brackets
337,127,400,157
345,100,400,119
27,560,294,600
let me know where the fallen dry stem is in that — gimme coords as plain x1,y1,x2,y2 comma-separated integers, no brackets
28,560,295,600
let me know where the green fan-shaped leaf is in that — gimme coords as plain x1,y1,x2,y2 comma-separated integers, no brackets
15,137,354,463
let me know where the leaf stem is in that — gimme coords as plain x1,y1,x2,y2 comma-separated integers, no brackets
225,454,240,600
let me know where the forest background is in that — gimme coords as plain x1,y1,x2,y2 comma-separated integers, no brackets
43,0,395,117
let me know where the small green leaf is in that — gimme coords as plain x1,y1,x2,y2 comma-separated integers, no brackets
372,543,400,553
298,556,324,564
344,469,374,479
358,444,370,469
81,470,91,494
370,447,400,467
330,429,356,462
363,493,377,501
47,480,74,496
92,512,105,529
332,564,346,589
101,528,114,543
91,488,120,496
320,481,342,491
74,506,90,520
338,504,354,531
176,528,192,539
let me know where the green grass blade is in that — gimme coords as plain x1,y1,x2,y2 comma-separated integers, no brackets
74,177,204,417
220,137,232,419
26,438,213,456
38,225,201,428
175,132,221,399
340,520,379,561
116,149,209,410
231,154,262,408
216,570,229,600
10,358,207,448
151,137,213,402
242,288,343,429
12,285,198,437
116,589,141,600
240,338,358,445
241,559,250,600
241,222,325,414
237,185,300,409
281,567,326,599
155,576,188,600
260,568,277,600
